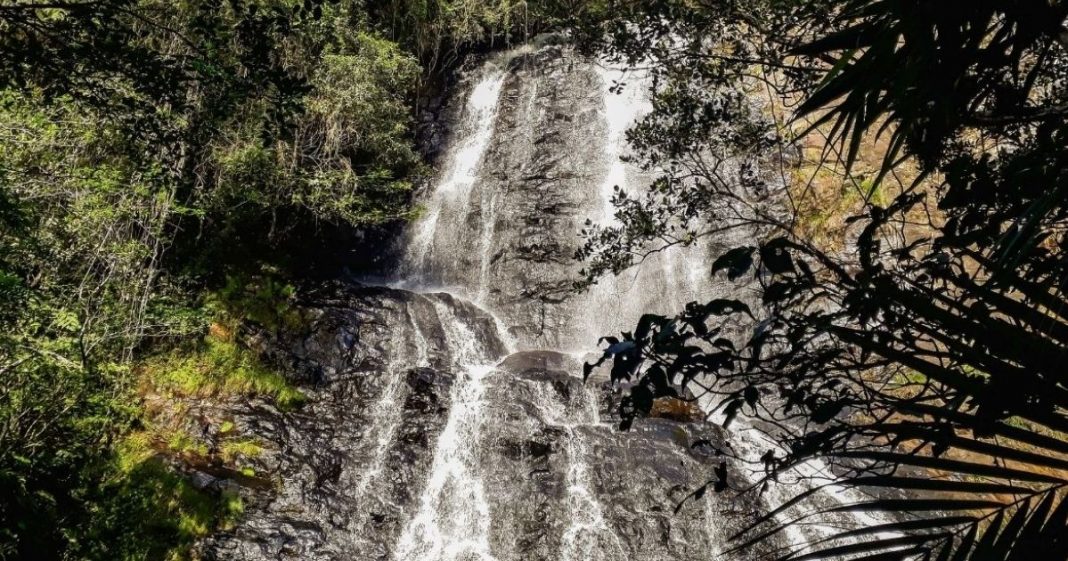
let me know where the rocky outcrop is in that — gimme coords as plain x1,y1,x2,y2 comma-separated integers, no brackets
200,40,788,561
201,285,457,560
195,282,779,560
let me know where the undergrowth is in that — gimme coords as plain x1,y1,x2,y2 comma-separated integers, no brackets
78,433,245,561
74,272,305,560
142,334,305,411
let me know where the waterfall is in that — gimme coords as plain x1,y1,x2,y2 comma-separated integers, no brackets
403,48,531,301
593,65,652,225
385,40,894,560
556,391,626,561
391,42,743,560
393,296,511,561
407,65,506,278
206,39,890,561
383,42,745,560
393,362,500,561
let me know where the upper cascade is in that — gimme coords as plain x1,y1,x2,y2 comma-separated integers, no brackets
397,42,723,354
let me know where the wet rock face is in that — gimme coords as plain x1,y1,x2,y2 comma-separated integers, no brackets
199,284,775,561
202,41,786,561
401,43,720,354
401,44,607,344
202,284,458,561
483,358,767,561
475,46,609,347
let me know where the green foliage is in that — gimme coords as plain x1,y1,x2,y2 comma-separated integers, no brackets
204,31,425,243
0,0,571,557
368,0,551,70
207,273,302,332
0,0,537,557
77,432,244,561
143,332,306,410
0,88,175,364
0,356,123,559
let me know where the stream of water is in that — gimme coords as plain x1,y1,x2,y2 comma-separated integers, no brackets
206,41,891,561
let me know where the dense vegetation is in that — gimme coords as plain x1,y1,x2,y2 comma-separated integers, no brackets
0,0,557,558
576,1,1068,559
8,0,1068,559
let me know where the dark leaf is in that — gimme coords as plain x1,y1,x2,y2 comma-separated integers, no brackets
760,238,796,274
712,246,756,280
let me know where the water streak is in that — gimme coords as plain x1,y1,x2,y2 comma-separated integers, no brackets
353,304,431,501
530,381,624,561
593,65,653,226
393,298,507,561
408,61,511,282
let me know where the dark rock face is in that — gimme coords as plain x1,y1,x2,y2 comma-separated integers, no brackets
202,285,459,560
202,42,787,561
481,358,768,561
201,283,777,561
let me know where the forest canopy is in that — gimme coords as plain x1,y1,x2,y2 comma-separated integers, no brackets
0,1,553,558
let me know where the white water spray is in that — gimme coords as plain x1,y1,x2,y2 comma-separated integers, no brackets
393,298,508,561
408,60,511,284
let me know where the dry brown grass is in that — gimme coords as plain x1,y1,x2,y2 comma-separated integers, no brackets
748,77,942,254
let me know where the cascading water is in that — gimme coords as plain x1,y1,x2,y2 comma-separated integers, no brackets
393,298,509,561
352,306,431,502
541,384,626,561
390,40,893,560
385,41,755,560
205,39,887,561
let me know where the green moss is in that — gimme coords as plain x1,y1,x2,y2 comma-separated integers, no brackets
220,438,265,463
92,273,303,558
82,434,245,561
1006,416,1033,431
222,490,244,520
891,368,928,386
858,177,891,207
143,333,305,410
164,430,210,458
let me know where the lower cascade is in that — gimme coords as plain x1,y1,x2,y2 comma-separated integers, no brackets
202,41,866,561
